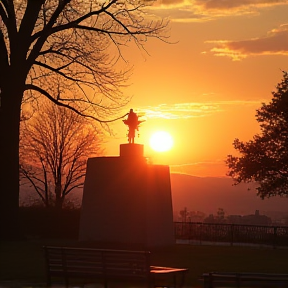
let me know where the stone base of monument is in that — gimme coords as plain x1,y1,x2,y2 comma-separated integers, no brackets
79,143,175,247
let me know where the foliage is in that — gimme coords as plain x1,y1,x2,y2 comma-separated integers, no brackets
20,100,103,209
226,71,288,198
178,207,206,222
216,207,226,223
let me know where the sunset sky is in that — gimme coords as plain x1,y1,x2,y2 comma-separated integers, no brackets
105,0,288,177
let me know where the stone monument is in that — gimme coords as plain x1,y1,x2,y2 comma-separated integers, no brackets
79,110,175,247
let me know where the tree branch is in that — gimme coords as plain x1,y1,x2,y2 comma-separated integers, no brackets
20,165,47,204
31,0,117,43
30,0,168,46
34,60,94,84
1,0,18,50
0,2,8,26
27,0,71,68
24,84,127,123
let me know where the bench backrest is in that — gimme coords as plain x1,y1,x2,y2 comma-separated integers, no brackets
44,246,151,281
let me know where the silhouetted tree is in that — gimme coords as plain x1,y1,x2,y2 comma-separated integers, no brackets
0,1,168,239
226,71,288,199
216,208,226,223
204,214,215,223
20,101,103,209
179,207,188,222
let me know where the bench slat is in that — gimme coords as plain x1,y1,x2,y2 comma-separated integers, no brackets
202,272,288,288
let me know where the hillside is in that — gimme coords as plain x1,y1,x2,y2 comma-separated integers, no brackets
170,173,288,217
21,172,288,219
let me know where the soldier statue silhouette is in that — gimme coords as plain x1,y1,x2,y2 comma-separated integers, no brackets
123,109,144,143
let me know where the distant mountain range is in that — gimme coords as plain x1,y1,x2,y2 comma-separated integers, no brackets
170,173,288,217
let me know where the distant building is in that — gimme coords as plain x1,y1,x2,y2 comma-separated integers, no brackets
176,209,273,226
241,210,272,225
227,210,272,226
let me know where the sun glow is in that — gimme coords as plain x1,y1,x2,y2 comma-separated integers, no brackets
149,131,174,152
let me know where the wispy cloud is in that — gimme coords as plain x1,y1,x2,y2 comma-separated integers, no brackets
205,24,288,60
148,0,288,22
136,99,263,120
138,103,223,119
170,159,227,177
195,0,287,10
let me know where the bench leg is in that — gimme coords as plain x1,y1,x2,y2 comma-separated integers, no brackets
208,273,213,288
46,277,51,287
104,278,108,288
64,276,69,288
180,271,187,288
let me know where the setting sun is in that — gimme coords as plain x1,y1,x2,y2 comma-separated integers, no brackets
149,131,174,152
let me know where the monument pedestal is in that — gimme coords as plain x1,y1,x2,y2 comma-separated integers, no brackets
79,144,175,247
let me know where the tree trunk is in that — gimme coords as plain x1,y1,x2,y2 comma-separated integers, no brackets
55,183,64,210
0,87,23,240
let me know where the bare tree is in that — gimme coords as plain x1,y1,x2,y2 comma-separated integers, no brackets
20,101,103,209
0,1,169,239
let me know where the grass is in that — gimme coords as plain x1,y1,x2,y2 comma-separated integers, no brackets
1,240,288,287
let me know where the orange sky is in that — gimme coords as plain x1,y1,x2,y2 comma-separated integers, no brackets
104,0,288,177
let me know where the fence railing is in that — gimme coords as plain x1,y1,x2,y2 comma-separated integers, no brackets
174,222,288,248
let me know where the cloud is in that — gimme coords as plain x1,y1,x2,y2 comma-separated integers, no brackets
148,0,288,22
147,1,206,22
136,99,263,120
195,0,287,10
205,24,288,60
139,103,223,119
155,0,184,5
170,159,227,177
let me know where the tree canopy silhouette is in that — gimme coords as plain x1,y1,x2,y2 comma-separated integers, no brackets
0,0,169,239
226,71,288,199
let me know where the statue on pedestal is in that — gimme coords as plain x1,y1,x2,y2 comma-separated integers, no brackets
123,109,144,144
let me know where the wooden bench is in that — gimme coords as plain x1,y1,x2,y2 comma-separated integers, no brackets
44,246,188,288
202,272,288,287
